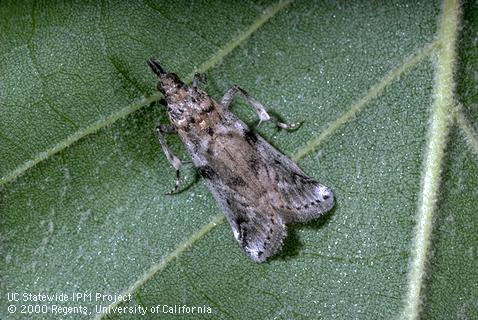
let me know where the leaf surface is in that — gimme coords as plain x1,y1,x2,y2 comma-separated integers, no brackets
1,1,476,319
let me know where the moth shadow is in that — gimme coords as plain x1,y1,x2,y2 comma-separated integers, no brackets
303,205,336,231
275,226,303,260
275,207,336,262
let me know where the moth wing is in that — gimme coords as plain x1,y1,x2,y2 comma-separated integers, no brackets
207,186,287,263
256,137,335,223
229,201,287,263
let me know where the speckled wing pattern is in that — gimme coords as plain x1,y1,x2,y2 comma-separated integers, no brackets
200,129,334,263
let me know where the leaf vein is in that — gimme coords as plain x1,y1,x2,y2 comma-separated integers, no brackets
292,41,437,162
401,1,461,319
0,94,161,185
179,258,235,319
144,0,222,49
27,0,78,130
0,0,292,186
94,213,224,320
455,102,478,158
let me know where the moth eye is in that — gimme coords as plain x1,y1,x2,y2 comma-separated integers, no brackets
156,84,165,94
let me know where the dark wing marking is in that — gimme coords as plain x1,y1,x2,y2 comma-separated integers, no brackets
254,136,335,224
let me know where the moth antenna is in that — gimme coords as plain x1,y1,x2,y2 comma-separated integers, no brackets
147,58,166,77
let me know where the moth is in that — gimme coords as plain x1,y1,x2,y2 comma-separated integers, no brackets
148,59,334,262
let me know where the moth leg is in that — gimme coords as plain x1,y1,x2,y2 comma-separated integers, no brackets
157,98,167,107
192,73,207,89
220,85,301,130
155,124,182,195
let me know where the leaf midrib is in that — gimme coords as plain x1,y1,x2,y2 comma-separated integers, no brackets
401,1,461,319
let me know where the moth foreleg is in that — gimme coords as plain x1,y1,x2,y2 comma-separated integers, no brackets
192,73,207,89
220,85,301,130
155,124,182,195
156,124,176,134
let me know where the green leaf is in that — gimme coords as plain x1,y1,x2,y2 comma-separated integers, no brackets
1,1,476,319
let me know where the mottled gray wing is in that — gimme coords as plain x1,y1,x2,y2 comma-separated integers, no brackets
255,136,335,224
196,127,333,262
205,182,287,263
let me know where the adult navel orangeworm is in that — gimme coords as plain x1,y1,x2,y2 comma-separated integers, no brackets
148,59,334,262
